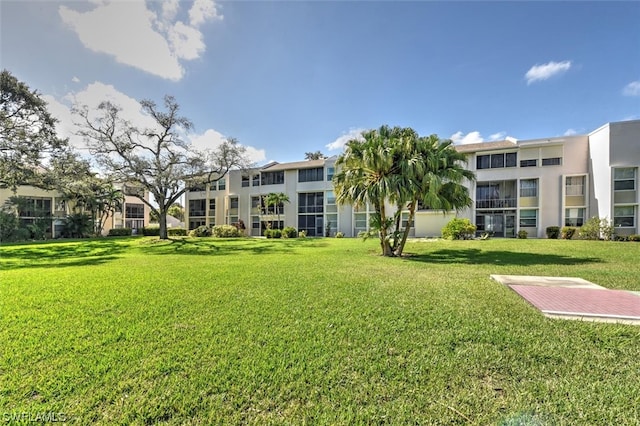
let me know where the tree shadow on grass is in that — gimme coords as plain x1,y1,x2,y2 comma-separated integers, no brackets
140,237,329,256
0,239,127,270
404,248,603,266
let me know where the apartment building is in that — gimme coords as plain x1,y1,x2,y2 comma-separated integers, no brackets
0,184,150,238
184,119,639,238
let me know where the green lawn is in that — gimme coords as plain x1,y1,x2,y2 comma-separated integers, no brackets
1,237,639,425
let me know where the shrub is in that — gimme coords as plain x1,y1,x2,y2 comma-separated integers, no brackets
298,230,307,238
167,228,187,236
441,218,476,240
517,230,528,239
335,232,344,238
579,217,613,240
628,234,640,242
212,225,241,238
142,226,160,236
546,226,560,239
281,227,297,238
265,229,282,239
0,210,20,242
189,225,212,237
108,228,132,237
561,226,577,240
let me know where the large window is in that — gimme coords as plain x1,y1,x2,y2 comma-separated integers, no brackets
614,206,636,227
189,199,206,217
519,209,537,227
218,179,226,191
261,171,284,185
566,176,585,196
241,175,250,187
18,198,52,217
252,174,260,187
209,199,216,223
298,192,324,236
520,179,538,198
298,167,324,182
614,168,636,191
477,153,517,170
565,208,585,227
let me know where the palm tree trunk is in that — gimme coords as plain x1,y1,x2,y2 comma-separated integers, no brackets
395,199,416,257
377,202,393,256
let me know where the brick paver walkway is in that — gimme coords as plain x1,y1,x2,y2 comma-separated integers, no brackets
510,285,640,320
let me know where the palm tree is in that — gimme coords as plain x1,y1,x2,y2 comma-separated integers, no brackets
393,135,475,256
334,126,408,256
264,192,290,230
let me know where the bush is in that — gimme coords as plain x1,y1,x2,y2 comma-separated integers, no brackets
298,230,307,238
628,234,640,242
0,210,20,242
108,228,132,237
167,228,187,236
142,226,160,236
265,229,282,239
212,224,241,238
441,218,476,240
546,226,560,239
517,230,528,239
561,226,577,240
579,217,613,240
189,225,212,237
335,232,344,238
281,227,297,238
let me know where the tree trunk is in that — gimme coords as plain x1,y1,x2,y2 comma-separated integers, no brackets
159,209,168,239
377,202,393,257
395,200,416,257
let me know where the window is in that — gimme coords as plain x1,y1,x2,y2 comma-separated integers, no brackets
520,179,538,198
18,198,52,217
542,157,562,166
614,206,636,227
218,179,226,191
519,209,537,227
566,176,585,196
520,159,537,167
476,155,490,170
125,203,145,219
189,219,206,229
252,175,260,187
477,153,517,169
298,192,324,213
230,197,239,209
491,154,504,168
189,183,205,192
261,171,284,185
565,208,585,227
327,167,335,181
241,175,250,187
326,190,337,213
209,199,216,213
298,167,324,182
614,168,636,191
189,199,206,217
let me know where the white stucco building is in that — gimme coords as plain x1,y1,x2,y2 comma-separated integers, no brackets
184,119,639,238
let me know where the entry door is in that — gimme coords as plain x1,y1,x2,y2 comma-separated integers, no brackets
487,215,504,237
505,215,516,238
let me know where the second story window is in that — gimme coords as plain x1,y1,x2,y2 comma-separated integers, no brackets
614,168,636,191
252,175,260,186
241,175,250,187
477,153,516,170
327,167,335,181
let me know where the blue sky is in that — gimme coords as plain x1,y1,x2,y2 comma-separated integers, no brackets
1,1,639,164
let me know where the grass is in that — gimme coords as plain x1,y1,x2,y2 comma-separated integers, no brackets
1,237,639,425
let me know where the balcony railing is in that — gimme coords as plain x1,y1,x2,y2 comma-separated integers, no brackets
476,198,516,209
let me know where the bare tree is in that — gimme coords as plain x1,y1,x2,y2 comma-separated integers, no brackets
76,95,252,239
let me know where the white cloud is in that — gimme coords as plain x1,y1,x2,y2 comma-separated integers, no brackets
623,81,640,96
189,129,266,163
71,76,80,83
488,132,506,141
189,0,222,27
525,60,572,85
564,128,578,136
450,131,484,145
326,128,365,151
59,0,222,81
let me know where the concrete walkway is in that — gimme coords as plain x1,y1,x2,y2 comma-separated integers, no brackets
491,275,640,325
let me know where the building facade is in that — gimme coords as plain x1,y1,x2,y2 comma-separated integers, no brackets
0,184,150,238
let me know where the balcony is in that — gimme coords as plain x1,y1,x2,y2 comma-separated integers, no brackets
475,198,517,209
